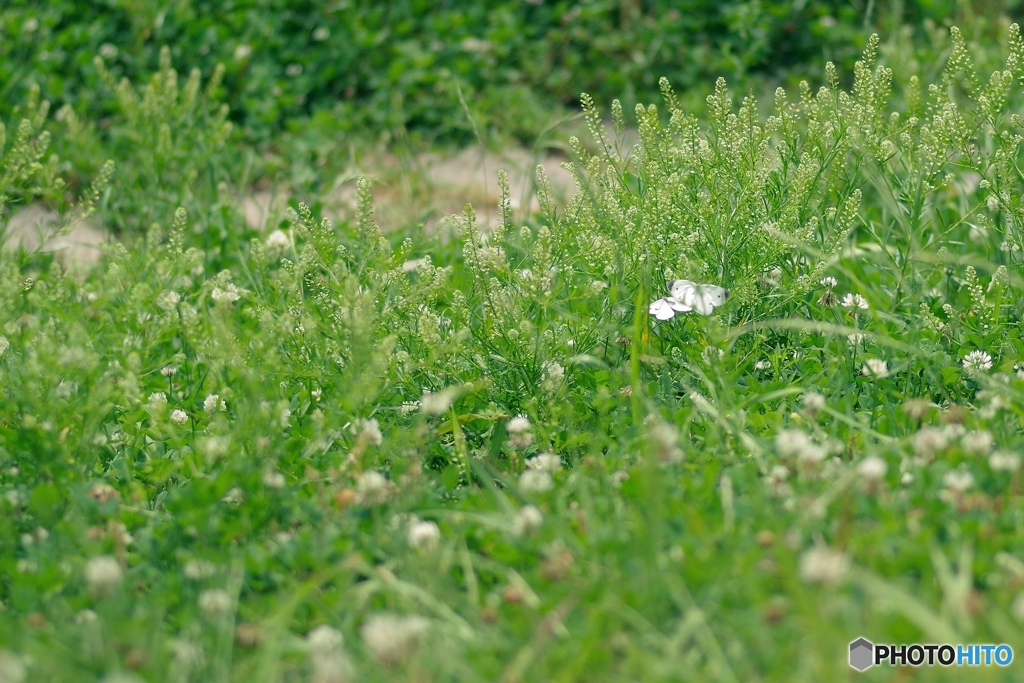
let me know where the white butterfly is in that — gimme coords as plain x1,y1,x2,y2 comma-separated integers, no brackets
669,279,729,315
648,280,729,320
648,297,689,320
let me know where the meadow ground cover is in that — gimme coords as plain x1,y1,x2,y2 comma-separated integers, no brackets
1,17,1024,683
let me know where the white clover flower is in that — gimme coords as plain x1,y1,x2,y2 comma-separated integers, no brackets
754,359,771,371
775,429,827,463
799,547,849,585
768,465,790,486
799,445,828,464
361,614,430,665
861,358,889,378
648,421,683,463
75,609,99,625
355,471,390,505
506,415,533,448
311,652,352,683
88,482,119,504
962,350,993,372
541,360,565,383
989,451,1021,472
21,527,47,546
203,394,220,413
307,625,352,683
912,426,950,458
841,293,869,309
222,487,244,506
902,398,932,420
419,388,456,415
148,392,167,405
183,559,217,580
942,470,974,493
802,391,826,416
945,423,966,439
109,521,133,546
170,409,189,426
961,430,994,455
262,470,286,489
847,333,865,345
358,418,383,446
198,588,233,619
265,229,291,258
407,519,441,552
979,393,1006,420
512,505,543,536
528,452,561,473
161,366,178,377
774,429,806,457
307,624,345,654
519,469,554,494
169,640,204,670
858,456,887,480
84,555,123,595
820,276,837,288
506,415,531,434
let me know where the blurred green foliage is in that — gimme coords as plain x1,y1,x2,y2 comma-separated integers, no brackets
2,0,1016,145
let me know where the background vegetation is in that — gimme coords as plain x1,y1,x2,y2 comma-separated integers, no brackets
1,2,1024,682
1,0,1016,146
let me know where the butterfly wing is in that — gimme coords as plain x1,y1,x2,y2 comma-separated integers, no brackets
648,298,677,320
691,284,729,315
668,279,696,304
665,280,729,315
666,297,689,311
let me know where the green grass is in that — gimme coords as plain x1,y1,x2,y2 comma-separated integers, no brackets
1,23,1024,683
0,0,967,145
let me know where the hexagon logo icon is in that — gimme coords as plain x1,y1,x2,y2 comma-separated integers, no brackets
849,638,874,671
